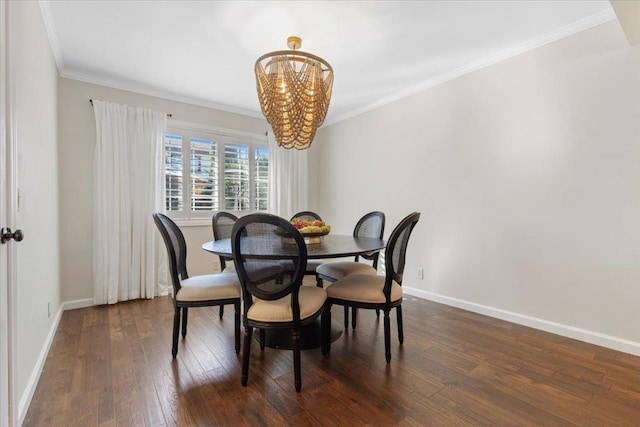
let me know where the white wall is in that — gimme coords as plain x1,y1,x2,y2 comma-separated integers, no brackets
311,20,640,350
12,0,60,417
58,78,268,302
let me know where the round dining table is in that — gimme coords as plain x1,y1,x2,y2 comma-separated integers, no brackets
201,234,385,260
201,234,385,350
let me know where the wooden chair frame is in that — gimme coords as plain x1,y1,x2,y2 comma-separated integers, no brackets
154,213,241,358
232,213,330,392
317,211,386,328
326,212,419,363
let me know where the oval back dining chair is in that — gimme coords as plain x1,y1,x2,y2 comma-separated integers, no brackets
212,211,240,319
290,211,325,286
212,211,239,273
325,212,420,363
316,211,385,327
291,211,322,222
153,213,241,358
232,213,329,392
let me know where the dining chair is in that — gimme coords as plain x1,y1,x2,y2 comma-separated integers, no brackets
316,211,385,328
154,213,241,358
212,211,239,273
290,211,325,286
232,213,330,392
325,212,420,363
212,211,240,319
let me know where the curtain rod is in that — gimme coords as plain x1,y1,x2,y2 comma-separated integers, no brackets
89,99,172,118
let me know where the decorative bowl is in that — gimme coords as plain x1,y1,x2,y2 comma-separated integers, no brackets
275,219,331,243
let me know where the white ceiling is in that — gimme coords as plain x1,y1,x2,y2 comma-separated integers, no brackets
41,1,615,125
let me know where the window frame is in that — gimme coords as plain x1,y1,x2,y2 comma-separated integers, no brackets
163,120,269,224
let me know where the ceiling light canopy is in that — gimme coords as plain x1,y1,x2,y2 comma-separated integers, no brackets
255,36,334,150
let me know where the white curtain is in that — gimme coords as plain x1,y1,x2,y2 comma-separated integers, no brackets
92,100,168,304
267,132,309,219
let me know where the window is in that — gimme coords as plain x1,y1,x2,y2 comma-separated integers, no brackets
163,123,268,220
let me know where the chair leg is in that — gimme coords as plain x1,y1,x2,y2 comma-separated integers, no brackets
172,307,181,358
322,304,331,356
384,309,391,363
241,326,253,386
293,328,302,392
181,307,188,339
316,274,323,287
234,301,241,353
219,305,224,319
351,307,357,330
376,309,380,318
396,305,404,344
344,306,349,329
260,329,266,350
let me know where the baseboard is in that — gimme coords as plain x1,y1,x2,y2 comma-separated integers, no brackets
17,298,94,423
62,298,95,310
17,304,64,425
403,286,640,357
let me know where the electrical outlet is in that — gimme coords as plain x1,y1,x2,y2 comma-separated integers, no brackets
47,302,51,318
417,268,424,280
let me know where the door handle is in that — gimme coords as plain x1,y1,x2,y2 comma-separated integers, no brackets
1,227,24,244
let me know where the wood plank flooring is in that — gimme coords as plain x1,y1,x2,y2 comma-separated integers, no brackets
24,282,640,426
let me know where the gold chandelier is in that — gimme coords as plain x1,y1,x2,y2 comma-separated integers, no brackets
255,36,334,150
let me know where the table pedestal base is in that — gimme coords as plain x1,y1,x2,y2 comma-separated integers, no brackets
256,319,342,350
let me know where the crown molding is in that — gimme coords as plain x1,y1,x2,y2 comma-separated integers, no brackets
40,1,615,126
61,68,264,118
324,9,616,127
39,1,262,118
38,0,64,74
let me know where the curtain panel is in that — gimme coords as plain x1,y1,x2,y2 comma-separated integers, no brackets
267,132,309,219
92,100,168,304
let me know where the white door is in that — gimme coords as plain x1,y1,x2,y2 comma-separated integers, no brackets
0,1,18,425
0,1,9,424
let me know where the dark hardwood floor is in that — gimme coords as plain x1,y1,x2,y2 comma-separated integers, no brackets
24,280,640,426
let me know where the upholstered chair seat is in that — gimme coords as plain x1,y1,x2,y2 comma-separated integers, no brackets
316,261,377,281
176,273,241,302
326,274,402,304
248,286,327,322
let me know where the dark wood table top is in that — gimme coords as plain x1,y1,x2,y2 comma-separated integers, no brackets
202,234,385,260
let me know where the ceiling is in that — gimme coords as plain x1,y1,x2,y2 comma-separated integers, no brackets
41,1,615,125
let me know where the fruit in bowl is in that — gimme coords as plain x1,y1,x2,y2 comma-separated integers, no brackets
290,218,331,235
